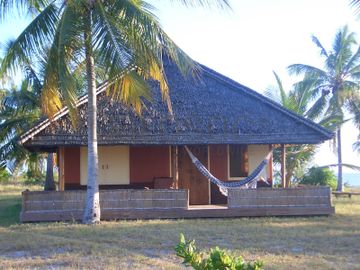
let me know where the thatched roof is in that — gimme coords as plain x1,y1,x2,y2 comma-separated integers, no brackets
20,58,333,151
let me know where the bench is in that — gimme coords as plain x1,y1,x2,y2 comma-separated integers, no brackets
332,192,360,199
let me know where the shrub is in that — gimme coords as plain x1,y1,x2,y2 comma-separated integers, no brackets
300,166,337,190
0,169,11,183
175,234,263,270
24,177,44,186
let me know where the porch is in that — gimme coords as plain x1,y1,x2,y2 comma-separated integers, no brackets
20,187,334,222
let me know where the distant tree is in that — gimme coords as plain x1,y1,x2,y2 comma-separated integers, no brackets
288,26,360,192
265,72,340,187
300,166,337,190
0,60,55,189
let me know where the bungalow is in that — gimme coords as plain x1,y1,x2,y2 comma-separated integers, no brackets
19,58,334,221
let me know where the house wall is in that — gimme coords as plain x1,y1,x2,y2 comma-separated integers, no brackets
80,146,130,185
62,144,272,190
129,146,171,184
64,147,80,186
248,145,270,180
63,146,171,189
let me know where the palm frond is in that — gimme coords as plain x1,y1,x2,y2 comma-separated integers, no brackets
311,35,328,58
350,0,360,14
108,71,152,115
57,4,85,124
288,64,327,78
272,71,286,104
171,0,231,9
0,0,49,21
0,2,58,78
319,163,360,171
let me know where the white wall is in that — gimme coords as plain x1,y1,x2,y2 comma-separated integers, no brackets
80,146,130,185
248,145,269,179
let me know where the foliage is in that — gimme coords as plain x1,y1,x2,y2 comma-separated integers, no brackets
350,0,360,15
0,169,11,183
288,26,360,191
23,177,44,186
175,234,263,270
266,72,340,186
0,54,42,173
300,166,337,190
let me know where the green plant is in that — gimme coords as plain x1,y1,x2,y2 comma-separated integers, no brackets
175,234,263,270
0,169,11,183
300,166,337,190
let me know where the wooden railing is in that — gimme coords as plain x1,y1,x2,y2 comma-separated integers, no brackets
228,187,332,209
21,189,189,222
20,187,334,222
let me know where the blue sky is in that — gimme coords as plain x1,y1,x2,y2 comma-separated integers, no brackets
0,0,359,170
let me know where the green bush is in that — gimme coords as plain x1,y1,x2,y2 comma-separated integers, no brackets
175,234,263,270
300,166,337,190
0,169,11,183
24,177,44,186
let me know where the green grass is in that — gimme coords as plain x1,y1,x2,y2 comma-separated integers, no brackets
0,184,41,227
0,185,359,269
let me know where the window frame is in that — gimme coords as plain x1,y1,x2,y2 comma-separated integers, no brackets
227,144,249,180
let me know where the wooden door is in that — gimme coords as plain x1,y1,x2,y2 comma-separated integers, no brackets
178,146,209,205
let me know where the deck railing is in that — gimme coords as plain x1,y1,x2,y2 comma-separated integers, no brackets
21,189,189,222
20,187,334,222
228,187,332,208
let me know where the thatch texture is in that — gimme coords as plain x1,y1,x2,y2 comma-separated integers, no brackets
21,58,333,150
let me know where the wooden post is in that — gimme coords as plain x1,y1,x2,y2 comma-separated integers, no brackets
281,144,286,188
59,147,65,191
268,144,273,187
175,146,179,189
171,146,176,188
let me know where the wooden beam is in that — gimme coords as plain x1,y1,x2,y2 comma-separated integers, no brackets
59,147,65,191
175,146,179,189
268,144,273,187
281,144,286,188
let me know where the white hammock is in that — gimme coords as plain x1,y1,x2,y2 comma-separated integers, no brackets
184,146,272,196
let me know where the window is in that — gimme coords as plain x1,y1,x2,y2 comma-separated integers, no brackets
228,145,248,178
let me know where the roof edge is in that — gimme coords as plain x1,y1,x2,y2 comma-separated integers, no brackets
19,83,109,145
199,64,334,139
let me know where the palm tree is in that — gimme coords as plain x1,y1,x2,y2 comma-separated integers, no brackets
0,0,230,224
0,81,44,182
0,64,56,190
349,98,360,153
0,49,88,189
288,26,360,192
265,72,340,187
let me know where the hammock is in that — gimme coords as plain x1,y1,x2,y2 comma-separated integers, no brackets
184,146,272,196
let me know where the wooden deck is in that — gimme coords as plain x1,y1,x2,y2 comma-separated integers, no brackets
21,205,334,222
20,187,334,222
102,205,334,220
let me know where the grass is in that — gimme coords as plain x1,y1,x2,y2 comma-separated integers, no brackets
0,186,359,269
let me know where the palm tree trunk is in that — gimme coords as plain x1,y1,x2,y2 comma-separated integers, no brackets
336,127,343,192
82,9,101,224
44,153,55,191
285,172,292,188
